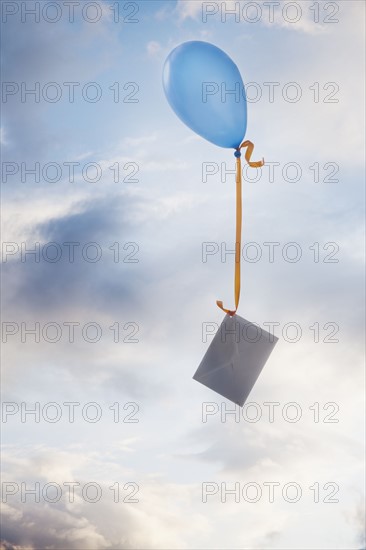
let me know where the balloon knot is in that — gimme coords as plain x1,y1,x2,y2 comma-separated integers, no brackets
234,150,241,158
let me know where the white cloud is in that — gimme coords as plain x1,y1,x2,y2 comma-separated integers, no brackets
74,151,94,161
176,0,341,35
0,542,33,550
1,2,364,549
147,41,162,58
176,0,204,21
0,126,7,145
1,446,211,549
1,503,23,522
121,134,158,148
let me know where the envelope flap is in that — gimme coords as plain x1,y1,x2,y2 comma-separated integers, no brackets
194,314,240,380
193,313,278,406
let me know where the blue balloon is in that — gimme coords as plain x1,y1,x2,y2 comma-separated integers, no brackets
163,41,247,149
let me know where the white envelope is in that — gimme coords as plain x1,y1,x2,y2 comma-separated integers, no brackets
193,314,278,406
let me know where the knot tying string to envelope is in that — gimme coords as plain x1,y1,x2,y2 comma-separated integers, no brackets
216,141,264,317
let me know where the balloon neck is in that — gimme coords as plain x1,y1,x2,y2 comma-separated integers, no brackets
234,149,241,158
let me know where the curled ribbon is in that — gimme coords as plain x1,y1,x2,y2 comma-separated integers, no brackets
216,140,264,316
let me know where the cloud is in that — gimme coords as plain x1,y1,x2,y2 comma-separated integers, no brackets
176,0,331,33
175,0,204,21
0,446,211,550
2,195,142,314
0,127,8,145
147,41,162,58
1,541,33,550
345,501,366,549
1,1,364,549
121,134,158,148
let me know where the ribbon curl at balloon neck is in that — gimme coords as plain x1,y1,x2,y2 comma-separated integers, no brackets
216,140,264,317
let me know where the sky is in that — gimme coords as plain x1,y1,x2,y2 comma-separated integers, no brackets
0,0,365,548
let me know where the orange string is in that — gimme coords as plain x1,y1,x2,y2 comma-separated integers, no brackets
216,141,264,316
